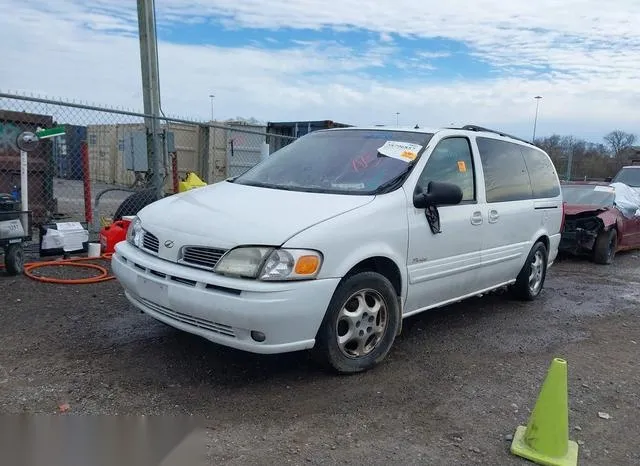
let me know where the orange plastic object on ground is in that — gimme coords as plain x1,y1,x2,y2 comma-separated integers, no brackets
99,219,131,254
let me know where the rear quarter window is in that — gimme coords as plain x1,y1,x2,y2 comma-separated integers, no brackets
476,137,533,203
520,147,560,198
612,167,640,187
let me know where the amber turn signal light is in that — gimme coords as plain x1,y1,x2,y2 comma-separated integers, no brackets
294,255,320,275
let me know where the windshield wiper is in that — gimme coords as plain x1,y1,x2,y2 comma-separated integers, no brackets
375,162,417,194
235,180,327,193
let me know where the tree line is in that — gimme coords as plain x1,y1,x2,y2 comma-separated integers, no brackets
534,130,639,181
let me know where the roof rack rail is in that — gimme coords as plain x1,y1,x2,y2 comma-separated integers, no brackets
459,125,534,146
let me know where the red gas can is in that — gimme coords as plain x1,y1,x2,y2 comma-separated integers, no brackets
99,219,131,254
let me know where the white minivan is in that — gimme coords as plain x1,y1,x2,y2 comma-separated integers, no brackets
112,125,563,373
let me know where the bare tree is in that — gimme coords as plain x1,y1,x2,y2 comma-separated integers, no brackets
604,130,637,158
535,134,621,180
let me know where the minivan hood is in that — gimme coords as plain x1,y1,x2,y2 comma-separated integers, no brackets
138,181,375,248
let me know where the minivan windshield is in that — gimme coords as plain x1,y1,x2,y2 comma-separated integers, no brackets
232,129,433,194
612,167,640,187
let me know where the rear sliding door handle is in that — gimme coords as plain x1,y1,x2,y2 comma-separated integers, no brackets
470,211,483,226
488,209,499,223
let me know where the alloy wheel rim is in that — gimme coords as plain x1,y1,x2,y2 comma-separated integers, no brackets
528,250,544,295
336,289,388,358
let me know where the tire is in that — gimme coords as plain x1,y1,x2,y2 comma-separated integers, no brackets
512,242,548,301
113,189,159,220
4,244,24,276
593,228,617,265
313,271,401,374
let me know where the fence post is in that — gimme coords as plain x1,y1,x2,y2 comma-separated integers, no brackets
199,124,211,183
171,152,179,193
81,141,92,224
260,141,270,162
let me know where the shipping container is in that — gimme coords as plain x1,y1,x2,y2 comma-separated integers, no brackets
53,124,87,180
226,122,267,178
86,123,202,190
0,109,56,224
266,120,352,153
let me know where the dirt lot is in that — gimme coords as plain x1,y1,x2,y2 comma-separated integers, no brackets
1,251,639,465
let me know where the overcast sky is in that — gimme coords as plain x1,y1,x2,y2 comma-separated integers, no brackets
1,0,639,142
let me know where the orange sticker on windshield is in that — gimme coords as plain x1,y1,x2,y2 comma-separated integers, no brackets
457,161,467,172
401,150,417,160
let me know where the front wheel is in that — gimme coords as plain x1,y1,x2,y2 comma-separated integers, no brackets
593,228,617,265
512,242,548,301
4,244,25,276
313,271,401,374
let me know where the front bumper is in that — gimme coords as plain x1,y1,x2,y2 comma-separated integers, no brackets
559,229,597,255
112,241,340,354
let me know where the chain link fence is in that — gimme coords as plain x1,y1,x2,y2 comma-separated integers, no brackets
0,92,296,243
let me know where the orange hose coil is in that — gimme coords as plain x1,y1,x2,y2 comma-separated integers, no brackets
2,253,116,284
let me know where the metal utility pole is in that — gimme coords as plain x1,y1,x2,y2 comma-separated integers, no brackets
209,94,215,121
396,112,400,127
532,95,542,143
566,146,574,181
137,0,164,200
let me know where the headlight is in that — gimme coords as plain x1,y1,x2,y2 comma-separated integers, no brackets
214,246,323,281
259,249,322,281
213,246,273,278
126,216,144,248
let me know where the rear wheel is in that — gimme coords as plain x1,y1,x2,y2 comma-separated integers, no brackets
313,271,400,374
4,244,24,276
113,189,159,220
593,228,617,265
512,242,548,301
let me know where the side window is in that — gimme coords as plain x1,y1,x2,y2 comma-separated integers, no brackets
417,137,475,201
521,147,560,198
476,137,533,203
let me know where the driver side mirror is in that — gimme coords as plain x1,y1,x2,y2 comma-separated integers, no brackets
413,181,463,209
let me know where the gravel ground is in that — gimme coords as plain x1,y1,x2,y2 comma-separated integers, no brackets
1,251,639,465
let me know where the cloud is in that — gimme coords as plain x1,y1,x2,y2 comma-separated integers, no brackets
379,32,393,43
0,0,639,141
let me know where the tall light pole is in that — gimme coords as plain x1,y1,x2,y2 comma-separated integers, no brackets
396,112,400,127
137,0,164,200
209,94,215,121
532,95,542,142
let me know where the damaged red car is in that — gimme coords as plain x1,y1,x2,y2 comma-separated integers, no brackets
559,182,640,264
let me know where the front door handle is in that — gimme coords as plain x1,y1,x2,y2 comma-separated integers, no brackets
488,209,499,223
470,211,483,226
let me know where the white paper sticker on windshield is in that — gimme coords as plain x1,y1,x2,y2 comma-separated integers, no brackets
377,141,423,163
332,183,365,190
594,186,615,192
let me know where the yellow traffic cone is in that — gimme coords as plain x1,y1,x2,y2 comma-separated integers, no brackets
510,358,579,466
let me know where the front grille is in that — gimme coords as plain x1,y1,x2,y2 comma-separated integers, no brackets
142,231,159,253
182,246,227,269
135,296,236,338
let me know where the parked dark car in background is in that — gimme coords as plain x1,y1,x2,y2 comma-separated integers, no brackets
559,181,640,264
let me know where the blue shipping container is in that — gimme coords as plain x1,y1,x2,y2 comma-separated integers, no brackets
266,120,352,153
53,125,87,180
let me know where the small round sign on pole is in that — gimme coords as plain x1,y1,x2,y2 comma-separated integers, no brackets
16,131,40,152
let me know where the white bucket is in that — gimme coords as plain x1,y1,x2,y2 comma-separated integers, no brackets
88,242,101,258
